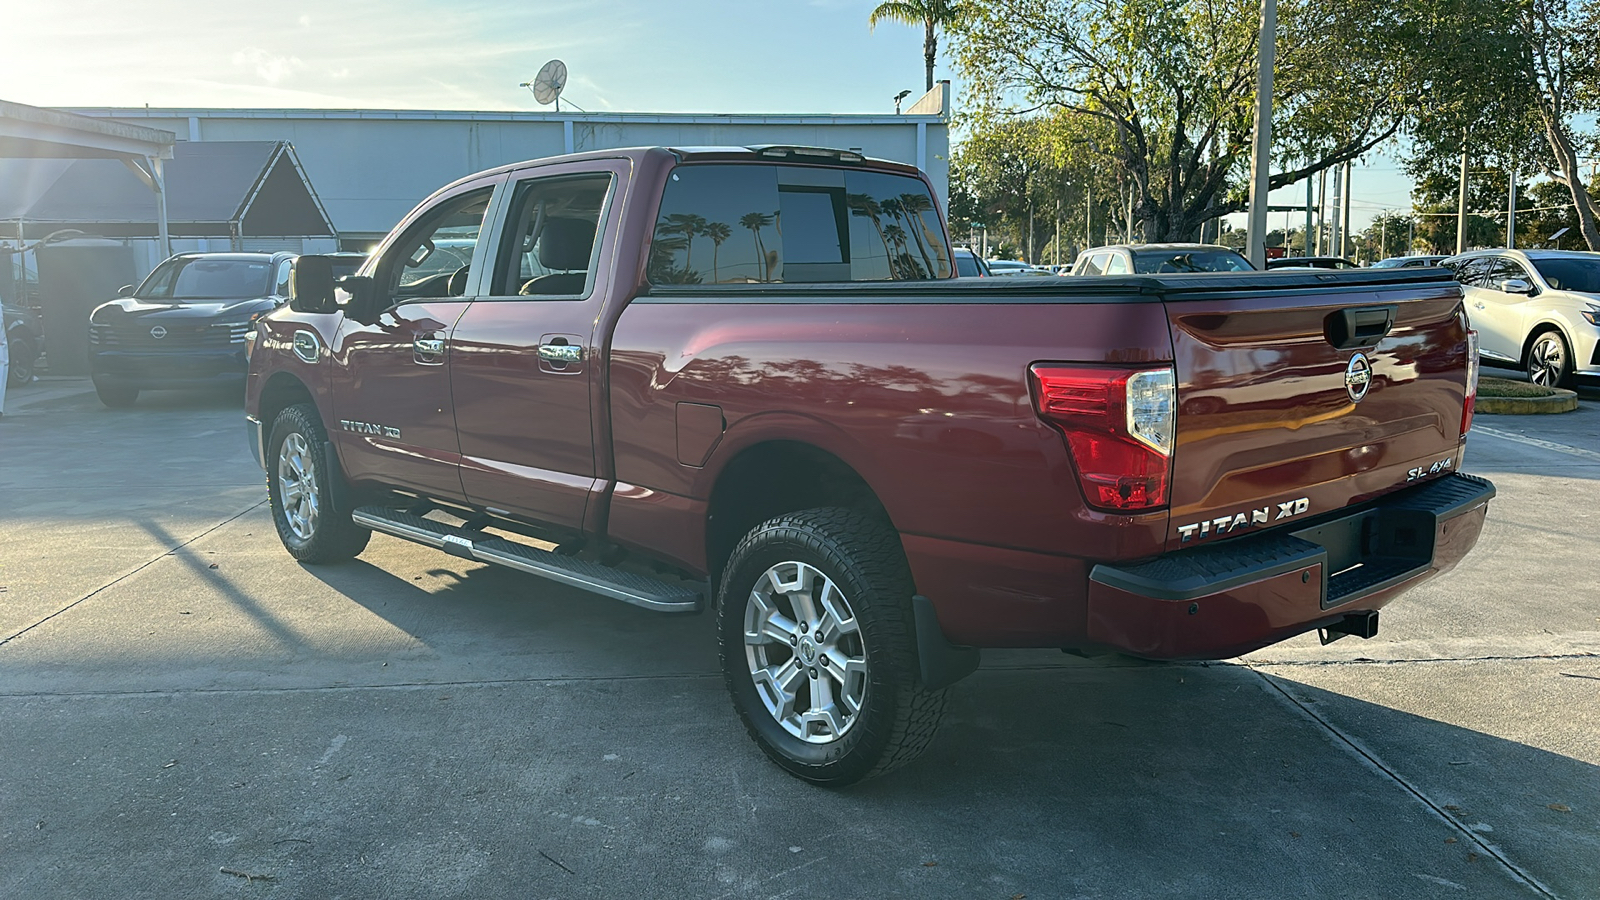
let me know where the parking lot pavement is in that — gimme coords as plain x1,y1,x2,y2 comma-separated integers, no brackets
2,383,1596,899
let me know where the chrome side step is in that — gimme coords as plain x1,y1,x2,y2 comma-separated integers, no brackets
351,506,705,613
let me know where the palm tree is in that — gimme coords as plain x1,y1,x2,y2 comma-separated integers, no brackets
883,196,935,276
739,212,774,281
847,192,895,271
662,213,708,270
867,0,968,93
897,192,945,274
703,221,731,283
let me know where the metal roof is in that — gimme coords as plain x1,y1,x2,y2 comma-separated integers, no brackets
0,98,174,160
3,140,333,237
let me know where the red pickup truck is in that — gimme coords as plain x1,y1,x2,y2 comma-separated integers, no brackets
246,146,1493,785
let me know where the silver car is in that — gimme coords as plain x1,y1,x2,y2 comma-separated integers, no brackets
1444,249,1600,386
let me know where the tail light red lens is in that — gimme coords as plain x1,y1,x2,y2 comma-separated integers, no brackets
1462,329,1479,437
1029,364,1175,511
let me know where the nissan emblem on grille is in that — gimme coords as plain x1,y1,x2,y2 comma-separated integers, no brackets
150,325,167,339
1345,352,1372,403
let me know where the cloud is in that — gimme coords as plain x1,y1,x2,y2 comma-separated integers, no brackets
231,48,306,84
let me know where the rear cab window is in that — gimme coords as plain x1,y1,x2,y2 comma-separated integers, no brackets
648,163,951,284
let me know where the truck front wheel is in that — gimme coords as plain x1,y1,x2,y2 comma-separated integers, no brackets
717,508,946,786
267,403,370,563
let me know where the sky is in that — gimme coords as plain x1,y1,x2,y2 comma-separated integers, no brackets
3,0,1417,235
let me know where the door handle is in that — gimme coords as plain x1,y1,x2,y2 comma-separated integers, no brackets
413,337,446,365
537,343,583,363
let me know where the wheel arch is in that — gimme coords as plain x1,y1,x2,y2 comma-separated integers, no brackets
704,439,892,585
257,371,318,434
1520,321,1571,366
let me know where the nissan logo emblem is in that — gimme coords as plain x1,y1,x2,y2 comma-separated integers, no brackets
149,325,167,339
1345,352,1372,403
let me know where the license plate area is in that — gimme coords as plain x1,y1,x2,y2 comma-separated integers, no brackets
1293,508,1435,609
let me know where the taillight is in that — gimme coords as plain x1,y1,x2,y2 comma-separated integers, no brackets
1029,364,1175,511
1461,329,1479,436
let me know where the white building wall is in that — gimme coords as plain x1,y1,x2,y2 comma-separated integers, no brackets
73,108,951,242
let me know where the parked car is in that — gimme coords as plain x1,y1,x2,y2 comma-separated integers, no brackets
952,246,990,278
250,145,1491,786
3,301,43,386
1444,249,1600,386
985,258,1049,276
87,250,367,408
1373,255,1448,269
89,252,293,407
1072,243,1255,275
1267,256,1359,270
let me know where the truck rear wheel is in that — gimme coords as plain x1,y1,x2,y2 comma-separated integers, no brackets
717,508,946,786
267,403,370,563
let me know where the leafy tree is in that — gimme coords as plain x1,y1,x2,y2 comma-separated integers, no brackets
951,0,1419,242
1404,0,1600,249
868,0,972,92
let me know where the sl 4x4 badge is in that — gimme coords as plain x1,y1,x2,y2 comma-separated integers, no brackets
1177,498,1310,543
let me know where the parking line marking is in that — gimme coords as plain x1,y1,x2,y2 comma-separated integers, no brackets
1251,667,1561,899
1471,426,1600,463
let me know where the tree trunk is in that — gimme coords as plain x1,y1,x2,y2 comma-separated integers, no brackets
924,20,936,92
1543,117,1600,251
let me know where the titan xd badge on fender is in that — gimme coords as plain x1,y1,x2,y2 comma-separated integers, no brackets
1345,352,1372,402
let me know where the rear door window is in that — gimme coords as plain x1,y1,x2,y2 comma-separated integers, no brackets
1454,257,1493,287
489,173,614,298
1077,253,1105,275
649,163,950,284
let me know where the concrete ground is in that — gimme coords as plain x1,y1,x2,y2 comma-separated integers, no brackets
1,378,1595,899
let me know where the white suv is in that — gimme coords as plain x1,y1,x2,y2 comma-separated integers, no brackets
1445,249,1600,387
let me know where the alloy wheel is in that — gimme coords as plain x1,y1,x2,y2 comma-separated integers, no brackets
1528,334,1567,387
743,561,868,744
277,432,320,541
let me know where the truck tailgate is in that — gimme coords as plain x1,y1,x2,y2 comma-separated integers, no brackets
1165,280,1471,551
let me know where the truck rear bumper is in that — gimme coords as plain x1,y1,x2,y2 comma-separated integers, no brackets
1086,473,1495,660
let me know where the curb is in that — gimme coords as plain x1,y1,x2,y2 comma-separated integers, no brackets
1475,389,1579,415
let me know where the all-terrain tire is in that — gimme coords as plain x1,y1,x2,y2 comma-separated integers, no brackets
266,403,370,563
717,507,946,786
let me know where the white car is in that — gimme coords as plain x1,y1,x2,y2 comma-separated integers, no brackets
985,259,1051,277
1445,249,1600,386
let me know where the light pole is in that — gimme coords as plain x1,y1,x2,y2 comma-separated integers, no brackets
1244,0,1277,269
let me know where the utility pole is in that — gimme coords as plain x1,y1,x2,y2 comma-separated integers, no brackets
1085,179,1093,251
1456,146,1469,254
1054,198,1061,267
1329,165,1342,258
1304,176,1314,258
1340,161,1352,258
1507,164,1517,248
1317,169,1328,255
1243,0,1277,269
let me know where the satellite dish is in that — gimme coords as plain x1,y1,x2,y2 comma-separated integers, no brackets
532,59,567,109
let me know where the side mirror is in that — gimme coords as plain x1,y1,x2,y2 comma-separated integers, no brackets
116,284,135,298
1502,278,1534,295
290,256,339,313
